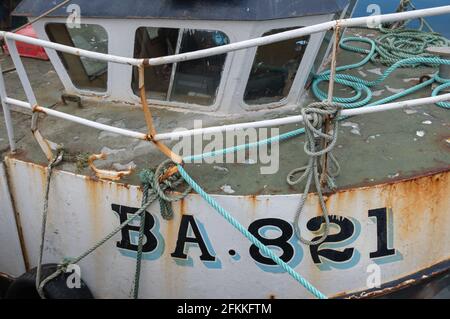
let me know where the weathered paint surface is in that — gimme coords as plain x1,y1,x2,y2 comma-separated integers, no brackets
0,162,26,276
3,157,450,298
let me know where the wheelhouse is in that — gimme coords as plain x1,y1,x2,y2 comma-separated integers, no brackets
13,0,357,114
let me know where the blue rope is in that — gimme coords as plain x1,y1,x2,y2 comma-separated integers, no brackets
177,164,327,299
184,127,305,162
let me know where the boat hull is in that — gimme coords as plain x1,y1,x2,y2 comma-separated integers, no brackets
1,156,449,298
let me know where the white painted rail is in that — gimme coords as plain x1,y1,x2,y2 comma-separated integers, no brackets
153,93,450,141
1,5,450,150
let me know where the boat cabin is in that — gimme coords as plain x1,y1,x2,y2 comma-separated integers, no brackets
13,0,357,114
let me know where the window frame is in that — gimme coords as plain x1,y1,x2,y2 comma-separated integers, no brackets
44,21,111,94
242,26,311,107
130,25,233,111
237,15,333,111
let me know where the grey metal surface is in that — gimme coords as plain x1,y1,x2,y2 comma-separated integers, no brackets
13,0,349,21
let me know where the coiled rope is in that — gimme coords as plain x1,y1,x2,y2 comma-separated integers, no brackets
313,46,450,109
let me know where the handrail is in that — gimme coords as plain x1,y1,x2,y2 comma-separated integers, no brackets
0,32,143,66
1,5,450,151
4,94,450,142
146,5,450,66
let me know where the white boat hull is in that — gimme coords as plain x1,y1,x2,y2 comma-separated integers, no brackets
1,157,449,298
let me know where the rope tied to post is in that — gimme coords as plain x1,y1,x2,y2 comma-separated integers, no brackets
138,160,192,221
133,159,191,298
287,101,341,246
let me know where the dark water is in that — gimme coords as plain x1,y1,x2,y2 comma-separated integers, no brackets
355,0,449,299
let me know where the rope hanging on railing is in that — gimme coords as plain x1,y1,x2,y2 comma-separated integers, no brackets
134,160,191,298
287,102,341,245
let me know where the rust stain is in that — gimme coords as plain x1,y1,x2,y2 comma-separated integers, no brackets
179,198,186,215
36,163,47,192
246,195,258,219
163,197,186,286
392,172,449,242
4,157,450,292
2,158,31,270
84,177,103,242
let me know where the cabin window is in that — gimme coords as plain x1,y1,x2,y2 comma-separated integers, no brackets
244,27,310,105
132,27,229,106
45,23,108,91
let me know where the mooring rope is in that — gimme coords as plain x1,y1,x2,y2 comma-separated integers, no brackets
36,159,190,299
134,160,191,298
176,164,327,299
35,149,64,299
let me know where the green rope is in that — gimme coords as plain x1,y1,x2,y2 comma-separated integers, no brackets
313,40,450,108
133,160,191,299
373,28,448,66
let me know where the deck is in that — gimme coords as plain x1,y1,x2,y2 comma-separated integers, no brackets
1,29,449,195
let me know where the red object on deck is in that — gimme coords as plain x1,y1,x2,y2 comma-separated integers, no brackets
2,25,49,61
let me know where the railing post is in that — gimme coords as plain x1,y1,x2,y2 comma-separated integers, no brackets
0,64,16,152
5,37,54,159
4,38,38,125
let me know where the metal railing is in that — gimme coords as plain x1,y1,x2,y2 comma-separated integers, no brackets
1,5,450,154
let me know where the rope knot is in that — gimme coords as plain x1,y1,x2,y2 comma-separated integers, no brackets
138,160,192,221
300,102,341,158
287,101,342,246
138,169,156,186
58,257,75,272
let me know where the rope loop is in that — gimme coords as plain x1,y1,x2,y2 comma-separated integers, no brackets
287,102,341,246
139,159,192,220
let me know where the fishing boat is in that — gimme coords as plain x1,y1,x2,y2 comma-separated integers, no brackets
0,0,449,299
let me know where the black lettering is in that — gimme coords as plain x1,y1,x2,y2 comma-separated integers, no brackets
248,218,294,265
171,215,215,261
308,215,355,264
369,208,396,258
111,204,157,252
